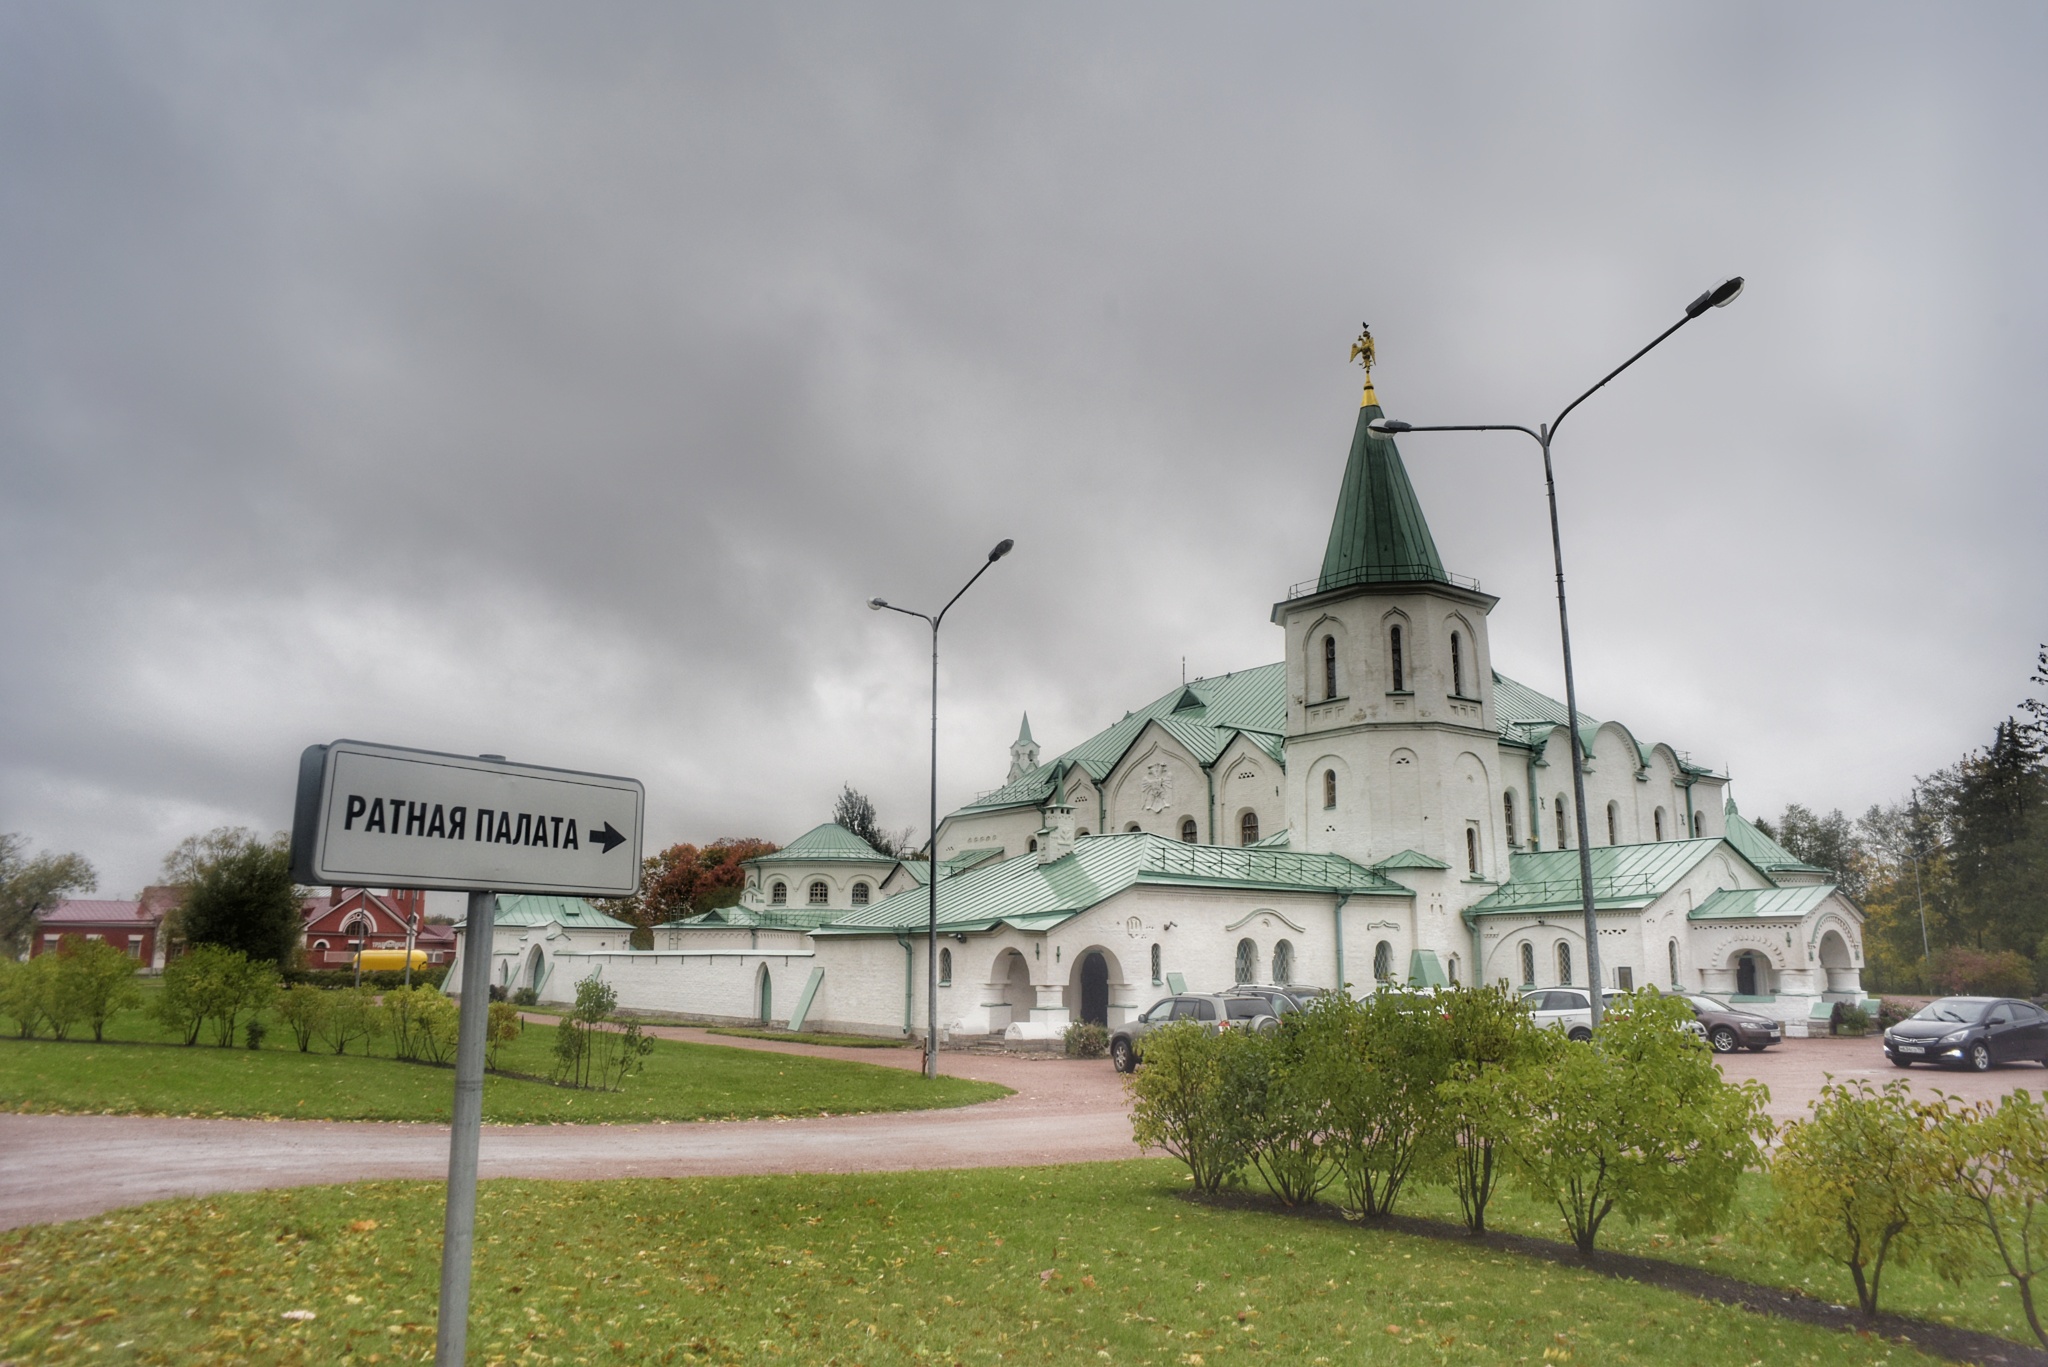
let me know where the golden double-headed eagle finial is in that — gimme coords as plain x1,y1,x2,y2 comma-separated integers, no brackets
1349,322,1375,376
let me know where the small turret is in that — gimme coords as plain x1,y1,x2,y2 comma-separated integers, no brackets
1008,713,1040,783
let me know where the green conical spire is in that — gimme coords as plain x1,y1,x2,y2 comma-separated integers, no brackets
1317,400,1448,592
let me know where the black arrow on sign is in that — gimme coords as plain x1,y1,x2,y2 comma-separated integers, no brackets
589,821,627,854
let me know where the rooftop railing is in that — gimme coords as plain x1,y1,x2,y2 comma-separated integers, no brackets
1285,565,1482,600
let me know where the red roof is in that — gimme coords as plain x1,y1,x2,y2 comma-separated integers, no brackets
38,899,155,926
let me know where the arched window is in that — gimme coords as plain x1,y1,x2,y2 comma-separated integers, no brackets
1240,811,1260,845
1668,938,1679,988
314,939,329,951
1179,817,1198,843
939,948,952,986
1555,796,1567,850
1323,635,1338,700
1606,801,1619,846
1503,790,1517,850
807,880,829,906
851,882,870,906
1373,940,1394,983
770,881,787,906
1390,625,1405,692
1556,941,1573,986
1234,938,1257,984
1653,807,1665,841
1693,810,1703,837
1028,837,1038,853
1151,943,1162,985
1126,822,1142,833
1465,826,1479,875
1272,939,1294,983
1519,942,1535,986
1450,631,1464,696
1447,955,1460,986
1077,828,1090,837
1323,769,1337,809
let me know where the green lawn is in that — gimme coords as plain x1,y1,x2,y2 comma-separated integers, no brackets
1,1160,1952,1367
0,1003,1004,1124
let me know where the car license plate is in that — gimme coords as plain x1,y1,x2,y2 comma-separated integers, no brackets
1900,1044,1925,1054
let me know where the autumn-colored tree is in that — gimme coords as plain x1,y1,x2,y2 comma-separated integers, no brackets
601,837,780,932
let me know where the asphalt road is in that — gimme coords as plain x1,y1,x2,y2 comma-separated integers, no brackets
3,1030,2041,1231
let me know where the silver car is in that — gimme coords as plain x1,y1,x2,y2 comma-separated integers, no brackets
1109,993,1279,1073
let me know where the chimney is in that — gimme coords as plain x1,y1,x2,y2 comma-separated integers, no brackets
1037,802,1077,864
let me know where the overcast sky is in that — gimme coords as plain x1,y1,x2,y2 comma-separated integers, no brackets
4,3,2045,897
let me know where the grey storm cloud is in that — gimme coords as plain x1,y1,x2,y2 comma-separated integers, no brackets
2,2,2045,894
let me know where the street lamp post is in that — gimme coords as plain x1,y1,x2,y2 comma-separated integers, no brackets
1371,277,1743,1025
869,538,1016,1079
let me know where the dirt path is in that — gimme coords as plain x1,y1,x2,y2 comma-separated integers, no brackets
0,1040,1135,1231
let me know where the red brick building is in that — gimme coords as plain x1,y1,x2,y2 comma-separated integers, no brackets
301,888,453,968
31,898,169,971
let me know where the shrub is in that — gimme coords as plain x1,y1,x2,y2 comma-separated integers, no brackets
1503,991,1770,1255
0,955,55,1039
551,975,651,1091
244,1019,266,1050
154,945,276,1047
1435,984,1549,1233
486,999,524,1071
1939,1089,2048,1348
1125,1018,1259,1193
384,985,461,1065
276,984,331,1052
1292,989,1453,1218
1932,947,2036,998
1771,1077,1964,1316
1833,1003,1871,1036
1238,1013,1335,1207
511,987,539,1007
1877,997,1913,1030
47,937,142,1042
281,966,450,992
1063,1021,1107,1058
316,986,384,1056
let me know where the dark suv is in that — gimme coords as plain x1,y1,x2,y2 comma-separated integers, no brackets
1109,993,1279,1073
1682,994,1782,1053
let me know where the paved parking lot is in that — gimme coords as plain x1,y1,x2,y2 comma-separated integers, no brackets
1716,1033,2048,1122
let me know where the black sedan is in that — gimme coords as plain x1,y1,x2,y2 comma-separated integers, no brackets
1884,996,2048,1072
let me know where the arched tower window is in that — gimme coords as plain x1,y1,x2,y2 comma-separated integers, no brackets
1555,796,1567,850
1556,941,1573,986
939,947,952,986
1450,631,1464,696
1465,825,1479,875
1447,955,1460,985
1693,811,1704,837
1390,625,1405,692
1179,817,1198,843
1668,938,1679,987
1271,939,1293,983
1151,943,1162,985
1503,791,1517,849
808,880,829,906
1323,769,1337,809
1606,801,1619,846
1234,938,1257,984
1240,811,1260,846
852,882,870,905
1373,940,1394,983
1653,808,1665,841
1519,941,1535,986
1028,837,1038,853
770,881,787,906
1323,635,1338,700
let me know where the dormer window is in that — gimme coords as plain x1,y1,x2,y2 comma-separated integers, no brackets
1390,625,1405,692
1322,635,1338,700
808,880,829,905
770,881,787,905
1450,631,1464,696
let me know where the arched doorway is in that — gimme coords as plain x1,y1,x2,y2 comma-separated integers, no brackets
755,965,773,1025
1735,952,1761,997
1078,952,1109,1027
1817,930,1854,993
993,949,1033,1031
524,946,546,995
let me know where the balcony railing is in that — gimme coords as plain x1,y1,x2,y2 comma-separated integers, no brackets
1286,565,1482,599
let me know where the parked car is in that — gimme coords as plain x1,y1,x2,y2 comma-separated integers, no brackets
1109,993,1280,1073
1222,984,1320,1015
1520,987,1593,1041
1883,996,2048,1072
1681,994,1782,1053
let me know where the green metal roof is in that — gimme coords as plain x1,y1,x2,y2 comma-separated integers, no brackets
745,822,896,865
1247,827,1292,850
1317,403,1449,592
671,904,841,930
1690,885,1836,921
954,664,1288,815
894,847,1003,888
1721,799,1827,878
1372,848,1451,871
462,895,635,931
1467,839,1732,916
813,832,1408,938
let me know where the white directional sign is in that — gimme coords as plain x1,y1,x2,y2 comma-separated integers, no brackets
290,740,644,897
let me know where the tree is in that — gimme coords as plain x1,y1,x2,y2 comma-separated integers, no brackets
152,945,278,1048
47,937,141,1042
0,955,56,1038
600,837,780,932
276,984,330,1052
0,833,97,958
833,786,912,858
1774,803,1870,902
550,973,651,1091
1771,1078,1964,1316
178,832,304,967
317,986,383,1055
486,999,524,1071
1939,1089,2048,1348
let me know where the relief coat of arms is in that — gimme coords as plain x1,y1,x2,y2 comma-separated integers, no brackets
1139,762,1174,813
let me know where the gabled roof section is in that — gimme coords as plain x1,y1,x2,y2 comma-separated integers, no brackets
1722,799,1828,879
1468,838,1736,916
1490,670,1718,777
1317,403,1449,592
463,895,635,931
746,823,895,866
952,664,1288,815
814,832,1409,937
892,847,1004,888
1690,885,1836,921
1372,849,1451,871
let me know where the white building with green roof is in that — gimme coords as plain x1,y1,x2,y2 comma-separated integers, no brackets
457,362,1868,1039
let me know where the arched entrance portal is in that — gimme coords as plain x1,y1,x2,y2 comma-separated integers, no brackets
1736,952,1761,997
755,965,773,1025
1817,930,1855,994
1078,952,1109,1027
524,946,547,995
992,949,1033,1032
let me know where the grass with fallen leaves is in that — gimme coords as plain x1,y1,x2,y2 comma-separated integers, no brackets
3,1160,1949,1366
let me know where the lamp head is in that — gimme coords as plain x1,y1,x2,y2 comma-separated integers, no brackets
867,597,888,611
1369,419,1412,435
988,538,1015,562
1685,276,1745,318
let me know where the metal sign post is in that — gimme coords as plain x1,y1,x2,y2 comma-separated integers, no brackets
290,741,644,1367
